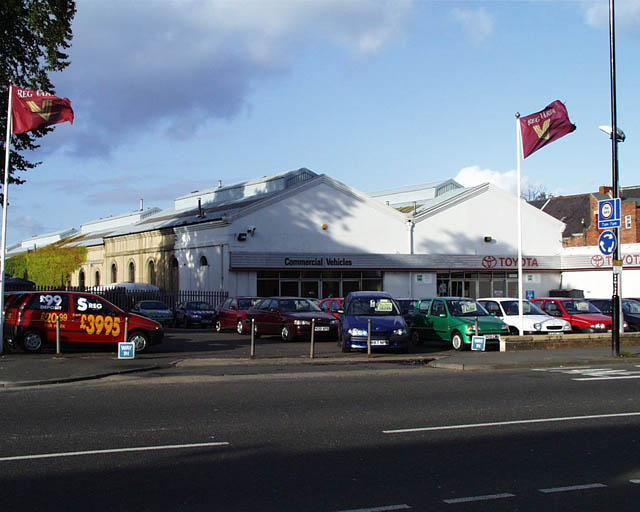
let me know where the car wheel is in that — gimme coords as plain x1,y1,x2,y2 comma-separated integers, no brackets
236,320,245,335
128,331,149,353
281,325,293,342
22,330,44,353
451,331,465,351
341,337,351,353
410,330,422,347
215,320,222,333
508,326,519,336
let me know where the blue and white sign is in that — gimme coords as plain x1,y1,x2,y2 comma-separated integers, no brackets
525,290,535,300
598,230,617,256
598,198,621,229
118,341,135,359
471,335,486,351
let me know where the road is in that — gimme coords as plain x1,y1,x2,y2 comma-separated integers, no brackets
1,357,640,511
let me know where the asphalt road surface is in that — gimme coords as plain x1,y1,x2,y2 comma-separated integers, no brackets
1,360,639,511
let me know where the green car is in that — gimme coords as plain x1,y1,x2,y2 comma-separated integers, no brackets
410,297,509,350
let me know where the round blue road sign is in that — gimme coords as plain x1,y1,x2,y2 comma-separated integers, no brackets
598,230,617,256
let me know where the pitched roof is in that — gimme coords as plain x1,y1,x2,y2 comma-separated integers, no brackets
529,193,591,237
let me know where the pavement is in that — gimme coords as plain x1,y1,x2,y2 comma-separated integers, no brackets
2,341,640,388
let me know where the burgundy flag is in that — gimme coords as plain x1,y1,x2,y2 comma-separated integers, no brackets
11,85,74,134
519,100,575,158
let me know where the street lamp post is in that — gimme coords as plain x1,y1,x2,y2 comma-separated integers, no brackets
606,0,622,357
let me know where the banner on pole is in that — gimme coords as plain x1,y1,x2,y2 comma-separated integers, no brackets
11,86,74,134
519,100,576,158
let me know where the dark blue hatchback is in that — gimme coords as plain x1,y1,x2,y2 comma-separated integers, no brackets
338,291,410,353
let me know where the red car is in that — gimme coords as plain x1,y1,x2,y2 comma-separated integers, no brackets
215,296,261,334
531,297,614,333
318,297,343,318
245,297,339,341
3,291,163,353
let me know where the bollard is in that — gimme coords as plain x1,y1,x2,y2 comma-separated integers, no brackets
367,318,372,358
310,318,315,359
55,315,61,356
250,318,255,359
475,316,479,336
124,316,129,343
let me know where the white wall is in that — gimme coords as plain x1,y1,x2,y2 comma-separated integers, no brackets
233,181,407,253
413,185,564,256
383,271,437,298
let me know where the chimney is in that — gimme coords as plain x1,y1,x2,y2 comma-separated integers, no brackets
139,199,143,211
218,180,222,188
599,186,613,196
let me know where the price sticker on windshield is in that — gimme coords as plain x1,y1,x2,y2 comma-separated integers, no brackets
461,302,478,314
375,300,393,312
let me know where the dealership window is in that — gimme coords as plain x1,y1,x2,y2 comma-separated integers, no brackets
436,271,514,299
256,270,383,298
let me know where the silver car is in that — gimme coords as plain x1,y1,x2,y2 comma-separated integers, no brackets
131,300,175,327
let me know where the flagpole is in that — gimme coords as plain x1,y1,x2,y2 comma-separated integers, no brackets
0,84,14,355
516,113,524,336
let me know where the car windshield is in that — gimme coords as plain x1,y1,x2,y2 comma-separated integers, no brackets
187,302,213,310
623,299,640,314
238,298,260,309
279,299,321,313
501,300,545,316
396,299,417,312
446,299,489,317
346,297,400,316
140,301,168,310
562,300,601,314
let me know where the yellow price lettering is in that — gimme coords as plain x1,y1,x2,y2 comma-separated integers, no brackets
80,314,121,337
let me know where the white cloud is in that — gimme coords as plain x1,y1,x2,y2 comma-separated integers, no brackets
52,0,413,157
450,6,494,43
455,166,517,194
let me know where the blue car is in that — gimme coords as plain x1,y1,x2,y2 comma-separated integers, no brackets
338,291,410,353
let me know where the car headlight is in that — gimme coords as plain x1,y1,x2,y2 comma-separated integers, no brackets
393,328,407,336
348,328,367,336
564,324,572,330
294,320,310,326
592,323,605,330
624,321,629,329
465,325,476,332
533,323,541,331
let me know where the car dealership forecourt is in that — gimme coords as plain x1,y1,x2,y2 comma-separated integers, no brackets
8,168,640,302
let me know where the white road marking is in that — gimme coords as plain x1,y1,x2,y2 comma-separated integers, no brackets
443,493,514,504
331,505,411,512
532,367,640,380
539,483,606,493
0,441,230,462
383,412,640,434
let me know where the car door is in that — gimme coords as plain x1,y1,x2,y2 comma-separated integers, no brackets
72,294,125,344
430,299,449,341
252,298,273,334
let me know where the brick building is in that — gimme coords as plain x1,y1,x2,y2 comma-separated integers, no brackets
529,185,640,247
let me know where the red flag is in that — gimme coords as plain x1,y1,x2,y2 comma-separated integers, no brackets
11,85,74,134
519,100,575,158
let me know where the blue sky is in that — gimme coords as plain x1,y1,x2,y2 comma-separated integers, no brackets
7,0,640,245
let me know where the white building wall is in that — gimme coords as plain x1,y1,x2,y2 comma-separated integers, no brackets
383,271,437,298
413,185,564,256
233,181,407,254
561,243,640,298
